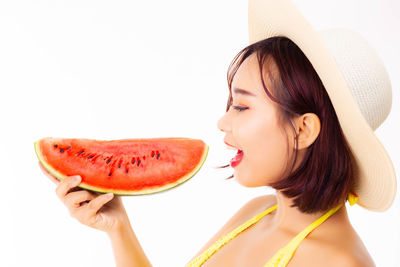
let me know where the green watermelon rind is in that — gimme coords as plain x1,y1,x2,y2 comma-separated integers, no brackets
34,140,209,196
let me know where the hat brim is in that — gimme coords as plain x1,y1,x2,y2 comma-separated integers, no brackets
248,0,396,211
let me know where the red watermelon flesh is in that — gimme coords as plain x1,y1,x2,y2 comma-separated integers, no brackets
35,137,208,195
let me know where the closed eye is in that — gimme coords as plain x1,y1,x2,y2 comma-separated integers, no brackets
233,106,248,112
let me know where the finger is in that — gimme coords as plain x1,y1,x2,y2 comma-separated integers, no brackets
85,193,114,217
38,162,60,185
55,175,82,201
64,190,97,209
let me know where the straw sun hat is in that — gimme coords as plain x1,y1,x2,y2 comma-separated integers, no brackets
248,0,396,211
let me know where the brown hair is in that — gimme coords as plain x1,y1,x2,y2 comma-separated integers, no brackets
223,36,357,213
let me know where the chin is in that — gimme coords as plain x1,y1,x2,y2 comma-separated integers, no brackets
234,171,269,188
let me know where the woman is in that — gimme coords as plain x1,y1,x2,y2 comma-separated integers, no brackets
40,0,396,266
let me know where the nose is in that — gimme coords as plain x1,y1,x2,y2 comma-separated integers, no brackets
217,112,231,133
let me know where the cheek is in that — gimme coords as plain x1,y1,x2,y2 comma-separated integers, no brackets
236,116,289,186
254,130,288,180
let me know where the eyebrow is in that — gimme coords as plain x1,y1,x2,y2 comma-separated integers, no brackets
233,87,256,97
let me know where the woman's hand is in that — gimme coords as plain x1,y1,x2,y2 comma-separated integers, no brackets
39,162,130,234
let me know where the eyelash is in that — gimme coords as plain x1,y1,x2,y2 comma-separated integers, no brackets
232,105,248,112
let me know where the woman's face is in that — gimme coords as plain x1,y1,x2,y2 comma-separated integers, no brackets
217,53,294,187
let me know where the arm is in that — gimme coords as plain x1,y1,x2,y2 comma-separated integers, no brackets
107,217,153,267
39,163,153,267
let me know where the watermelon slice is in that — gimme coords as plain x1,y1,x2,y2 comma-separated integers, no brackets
35,137,208,195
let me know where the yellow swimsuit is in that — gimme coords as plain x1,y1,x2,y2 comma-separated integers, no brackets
186,193,358,267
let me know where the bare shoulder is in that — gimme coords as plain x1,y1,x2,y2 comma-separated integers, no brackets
326,244,375,267
295,231,376,267
189,194,276,261
327,223,376,267
336,251,375,267
241,194,277,213
223,194,277,227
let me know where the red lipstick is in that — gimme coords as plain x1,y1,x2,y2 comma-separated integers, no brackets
224,141,236,148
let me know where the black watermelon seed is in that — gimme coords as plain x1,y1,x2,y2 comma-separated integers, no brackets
108,171,112,176
60,148,65,153
151,151,155,157
131,158,136,165
77,150,84,155
87,155,94,159
106,159,112,164
117,158,123,168
53,144,58,148
137,159,141,166
66,146,71,151
157,153,160,159
125,169,128,173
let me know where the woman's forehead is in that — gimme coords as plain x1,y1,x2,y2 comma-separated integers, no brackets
232,53,276,98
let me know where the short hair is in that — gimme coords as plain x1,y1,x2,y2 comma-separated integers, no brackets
224,37,356,213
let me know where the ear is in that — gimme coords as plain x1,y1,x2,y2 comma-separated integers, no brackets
294,113,321,150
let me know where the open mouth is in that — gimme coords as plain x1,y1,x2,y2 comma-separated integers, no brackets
230,149,243,168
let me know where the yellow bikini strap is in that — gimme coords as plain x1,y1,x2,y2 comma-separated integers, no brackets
286,191,358,249
186,204,278,267
264,192,359,267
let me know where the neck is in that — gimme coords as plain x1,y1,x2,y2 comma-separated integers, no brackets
266,190,349,233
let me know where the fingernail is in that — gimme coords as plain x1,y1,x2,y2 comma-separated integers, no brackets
106,193,113,198
72,176,81,182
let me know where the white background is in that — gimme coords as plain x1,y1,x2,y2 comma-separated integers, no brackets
1,0,399,266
